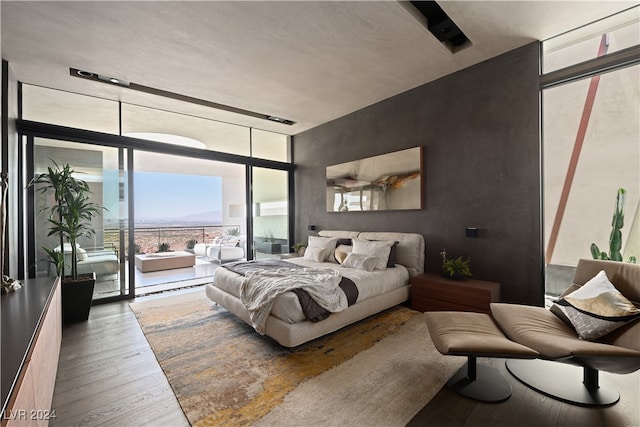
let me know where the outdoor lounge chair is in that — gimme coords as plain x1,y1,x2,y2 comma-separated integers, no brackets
194,235,245,263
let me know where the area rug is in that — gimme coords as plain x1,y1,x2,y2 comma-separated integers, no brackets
129,290,464,426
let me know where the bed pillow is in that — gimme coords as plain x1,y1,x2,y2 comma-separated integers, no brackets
327,238,353,263
306,236,338,262
304,246,332,263
351,238,393,270
386,241,400,268
342,253,378,272
334,248,349,264
334,244,353,264
550,270,640,340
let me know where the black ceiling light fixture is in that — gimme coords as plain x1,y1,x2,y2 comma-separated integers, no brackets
69,67,295,126
267,116,291,124
75,69,94,78
407,1,471,53
73,68,129,87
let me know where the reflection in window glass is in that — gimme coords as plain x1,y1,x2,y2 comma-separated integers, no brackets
252,168,289,258
121,103,250,156
33,138,128,300
251,128,289,162
22,85,119,134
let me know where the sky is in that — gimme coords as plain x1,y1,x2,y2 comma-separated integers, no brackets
134,171,222,219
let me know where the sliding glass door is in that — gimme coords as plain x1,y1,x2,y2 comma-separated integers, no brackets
252,167,289,259
33,138,129,301
131,151,246,294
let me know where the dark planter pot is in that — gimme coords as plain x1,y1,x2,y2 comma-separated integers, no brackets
62,272,96,323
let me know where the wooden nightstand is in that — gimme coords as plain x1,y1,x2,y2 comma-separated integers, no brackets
410,273,500,314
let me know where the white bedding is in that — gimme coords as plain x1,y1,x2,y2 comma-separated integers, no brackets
241,267,346,333
206,230,424,347
212,258,410,324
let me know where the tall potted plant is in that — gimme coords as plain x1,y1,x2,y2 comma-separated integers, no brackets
30,161,103,322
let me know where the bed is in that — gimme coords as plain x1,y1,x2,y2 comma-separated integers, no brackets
204,230,425,347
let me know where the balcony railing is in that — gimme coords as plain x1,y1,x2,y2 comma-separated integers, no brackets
103,224,241,255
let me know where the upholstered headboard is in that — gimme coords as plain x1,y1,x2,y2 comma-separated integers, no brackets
318,230,425,277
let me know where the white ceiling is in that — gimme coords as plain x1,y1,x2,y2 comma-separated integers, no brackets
1,1,637,136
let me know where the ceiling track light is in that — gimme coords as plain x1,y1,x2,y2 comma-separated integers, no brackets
75,70,94,78
70,67,295,125
97,74,130,87
267,116,294,125
73,68,129,87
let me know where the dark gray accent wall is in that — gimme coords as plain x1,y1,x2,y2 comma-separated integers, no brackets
293,43,542,305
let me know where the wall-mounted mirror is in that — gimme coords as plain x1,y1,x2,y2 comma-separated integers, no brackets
326,146,423,212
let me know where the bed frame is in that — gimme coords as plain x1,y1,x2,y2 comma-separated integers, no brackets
205,230,425,347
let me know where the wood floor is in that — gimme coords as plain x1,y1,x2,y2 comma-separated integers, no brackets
51,291,639,427
408,358,639,427
50,291,191,427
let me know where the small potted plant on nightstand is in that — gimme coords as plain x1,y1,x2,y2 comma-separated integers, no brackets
291,242,306,256
440,249,472,280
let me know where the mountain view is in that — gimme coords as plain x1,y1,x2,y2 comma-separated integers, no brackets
134,210,223,227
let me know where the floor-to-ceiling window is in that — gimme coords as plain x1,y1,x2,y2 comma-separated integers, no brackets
542,7,640,296
19,85,292,302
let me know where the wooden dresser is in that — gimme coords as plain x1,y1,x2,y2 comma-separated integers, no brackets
411,273,500,314
2,277,61,426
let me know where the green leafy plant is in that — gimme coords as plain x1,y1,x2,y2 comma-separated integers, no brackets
291,242,307,255
30,161,103,279
440,249,472,279
157,242,171,252
127,243,143,255
226,227,240,236
292,242,306,252
186,239,198,250
590,188,637,264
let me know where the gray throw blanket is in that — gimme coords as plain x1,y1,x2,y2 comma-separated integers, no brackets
223,260,358,332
